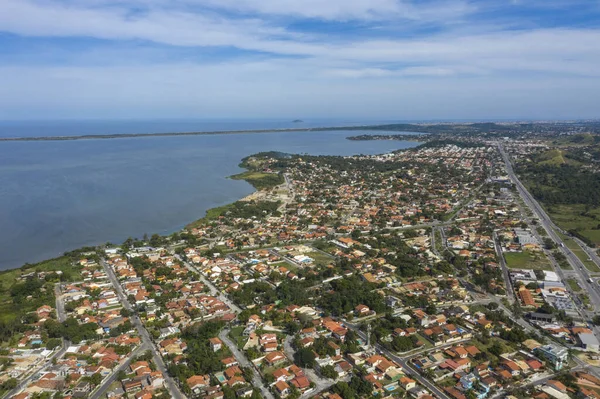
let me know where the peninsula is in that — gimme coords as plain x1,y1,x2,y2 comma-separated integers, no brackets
2,121,598,142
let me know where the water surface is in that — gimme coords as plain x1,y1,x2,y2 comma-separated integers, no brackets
0,129,418,269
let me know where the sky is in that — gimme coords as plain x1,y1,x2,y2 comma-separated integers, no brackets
1,0,599,121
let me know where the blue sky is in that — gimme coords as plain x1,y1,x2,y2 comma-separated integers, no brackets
1,0,599,120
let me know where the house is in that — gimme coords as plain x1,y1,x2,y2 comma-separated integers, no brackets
275,381,291,397
355,304,370,315
209,337,223,352
221,357,239,368
265,351,286,366
291,376,311,392
74,381,92,397
187,375,210,394
400,377,416,390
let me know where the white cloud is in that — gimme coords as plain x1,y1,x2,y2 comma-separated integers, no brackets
0,0,600,119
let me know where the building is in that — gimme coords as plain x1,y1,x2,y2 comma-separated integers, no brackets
579,333,600,353
209,337,223,352
527,312,555,323
534,344,568,370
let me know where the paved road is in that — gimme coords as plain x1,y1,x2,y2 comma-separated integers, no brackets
100,259,186,399
55,283,68,323
176,255,242,314
492,232,515,305
282,336,340,399
219,329,274,399
341,321,452,399
498,144,600,315
88,343,149,399
4,285,69,399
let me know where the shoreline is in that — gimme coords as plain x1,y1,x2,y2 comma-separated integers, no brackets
0,140,421,273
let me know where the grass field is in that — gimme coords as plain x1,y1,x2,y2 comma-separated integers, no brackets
548,204,600,246
556,231,600,272
305,251,335,266
229,326,247,349
504,250,553,270
567,278,582,292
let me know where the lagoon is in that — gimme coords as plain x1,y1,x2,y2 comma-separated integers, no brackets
0,128,418,270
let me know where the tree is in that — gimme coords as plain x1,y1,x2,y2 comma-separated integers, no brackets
294,348,316,368
45,338,61,350
320,365,338,380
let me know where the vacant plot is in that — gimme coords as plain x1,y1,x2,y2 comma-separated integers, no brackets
504,250,552,270
305,251,335,266
548,204,600,246
556,232,600,273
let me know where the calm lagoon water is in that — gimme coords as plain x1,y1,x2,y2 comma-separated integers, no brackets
0,123,418,270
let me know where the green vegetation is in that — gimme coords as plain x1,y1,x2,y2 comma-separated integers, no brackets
503,250,552,270
535,149,567,166
548,204,600,247
43,317,102,344
294,347,316,367
319,276,387,316
230,171,284,190
168,321,228,392
566,278,582,292
332,376,373,399
229,326,246,349
556,231,600,272
0,254,84,343
304,251,334,267
187,200,281,228
519,147,600,246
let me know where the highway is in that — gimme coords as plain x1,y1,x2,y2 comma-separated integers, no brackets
100,259,187,399
498,144,600,313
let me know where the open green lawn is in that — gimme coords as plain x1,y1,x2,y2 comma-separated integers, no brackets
548,204,600,246
305,251,335,266
567,278,582,292
504,250,553,270
556,230,600,272
230,171,284,190
229,326,247,350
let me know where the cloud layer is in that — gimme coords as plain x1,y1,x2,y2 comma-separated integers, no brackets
0,0,599,119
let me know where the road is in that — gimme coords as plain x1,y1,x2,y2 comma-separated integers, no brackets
219,329,274,399
175,255,242,314
498,144,600,313
341,321,452,399
100,259,186,399
492,232,515,305
88,343,149,399
282,336,342,399
4,284,69,399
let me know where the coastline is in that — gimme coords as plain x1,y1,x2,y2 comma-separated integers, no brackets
0,138,420,272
